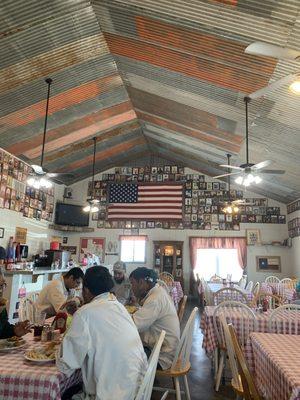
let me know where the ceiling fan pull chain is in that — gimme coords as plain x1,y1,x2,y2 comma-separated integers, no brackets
41,78,53,169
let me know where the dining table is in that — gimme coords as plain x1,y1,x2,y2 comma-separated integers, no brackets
201,305,300,354
245,332,300,400
204,282,254,305
0,334,82,400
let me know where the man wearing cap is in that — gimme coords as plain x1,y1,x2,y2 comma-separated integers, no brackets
112,261,132,305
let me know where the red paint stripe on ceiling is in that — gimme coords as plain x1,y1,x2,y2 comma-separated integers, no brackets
135,16,275,74
58,137,147,172
0,74,122,130
23,110,137,159
6,101,135,155
104,33,274,93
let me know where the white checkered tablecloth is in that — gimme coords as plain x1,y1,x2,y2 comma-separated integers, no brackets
201,306,300,354
0,334,82,400
171,281,184,309
245,333,300,400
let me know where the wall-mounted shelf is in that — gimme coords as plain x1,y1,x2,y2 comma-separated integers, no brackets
253,242,289,248
49,224,95,233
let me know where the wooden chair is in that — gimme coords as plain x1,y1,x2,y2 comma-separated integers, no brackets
213,287,249,306
159,272,174,286
238,275,247,290
213,301,257,391
219,315,243,397
252,282,260,297
178,295,188,323
251,292,282,310
209,274,223,283
201,278,212,306
228,324,262,400
245,281,253,292
268,304,300,334
135,330,166,400
280,278,294,288
154,307,198,400
265,276,280,284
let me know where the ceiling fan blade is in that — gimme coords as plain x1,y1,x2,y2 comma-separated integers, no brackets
219,164,244,170
31,164,46,175
213,172,242,179
248,74,299,99
252,160,272,170
245,41,300,61
260,169,285,174
47,172,75,178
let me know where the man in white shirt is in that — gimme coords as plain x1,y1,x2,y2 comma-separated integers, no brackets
111,261,132,305
57,266,147,400
35,267,84,317
130,267,180,370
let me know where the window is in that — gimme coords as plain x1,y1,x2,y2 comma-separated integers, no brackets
120,236,146,263
194,248,242,281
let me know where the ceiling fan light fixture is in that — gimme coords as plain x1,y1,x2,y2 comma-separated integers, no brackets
233,206,239,213
235,176,243,185
91,205,99,213
83,204,91,213
254,175,262,184
289,80,300,95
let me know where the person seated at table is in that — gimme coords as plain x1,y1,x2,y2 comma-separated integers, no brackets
129,267,180,370
111,261,133,305
35,267,84,317
57,266,147,400
0,274,31,339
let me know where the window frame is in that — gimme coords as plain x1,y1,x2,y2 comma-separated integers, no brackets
120,236,147,264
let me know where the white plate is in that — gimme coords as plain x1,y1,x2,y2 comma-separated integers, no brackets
0,339,26,352
24,353,55,363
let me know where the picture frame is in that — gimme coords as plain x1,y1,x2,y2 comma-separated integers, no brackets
256,256,281,272
0,228,4,238
246,229,261,245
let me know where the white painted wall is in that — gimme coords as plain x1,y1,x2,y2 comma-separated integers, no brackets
63,168,292,292
0,185,65,256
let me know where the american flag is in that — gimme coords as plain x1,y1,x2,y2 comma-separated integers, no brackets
107,183,183,220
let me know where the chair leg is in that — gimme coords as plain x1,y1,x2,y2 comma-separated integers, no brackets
214,348,218,379
215,350,225,391
174,377,182,400
183,375,191,400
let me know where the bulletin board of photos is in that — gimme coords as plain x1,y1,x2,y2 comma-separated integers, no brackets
87,166,286,231
0,150,54,221
287,199,300,214
288,218,300,238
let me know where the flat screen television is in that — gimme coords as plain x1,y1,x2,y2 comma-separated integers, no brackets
55,203,89,227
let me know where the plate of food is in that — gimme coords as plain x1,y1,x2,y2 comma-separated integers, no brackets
24,342,57,363
0,336,26,352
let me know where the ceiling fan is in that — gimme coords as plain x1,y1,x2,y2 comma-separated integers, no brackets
218,154,252,214
245,41,300,99
27,78,74,189
213,97,285,187
83,137,100,213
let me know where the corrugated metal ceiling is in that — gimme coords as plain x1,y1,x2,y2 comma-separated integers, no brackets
0,0,299,202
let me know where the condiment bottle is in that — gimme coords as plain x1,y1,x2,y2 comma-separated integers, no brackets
41,325,50,342
53,311,68,333
262,298,268,312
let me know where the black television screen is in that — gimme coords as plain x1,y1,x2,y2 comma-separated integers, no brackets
55,203,89,226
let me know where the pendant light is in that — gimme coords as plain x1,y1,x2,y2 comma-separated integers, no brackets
83,137,99,213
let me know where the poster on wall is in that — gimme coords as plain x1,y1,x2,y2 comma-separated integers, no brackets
15,227,27,243
79,237,105,264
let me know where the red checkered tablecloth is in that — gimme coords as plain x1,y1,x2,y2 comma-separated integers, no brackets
201,306,300,354
171,281,184,309
266,283,297,302
245,333,300,400
0,334,82,400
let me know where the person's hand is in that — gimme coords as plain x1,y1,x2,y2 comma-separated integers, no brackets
14,320,31,337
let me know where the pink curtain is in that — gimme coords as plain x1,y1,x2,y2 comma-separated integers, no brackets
189,237,247,270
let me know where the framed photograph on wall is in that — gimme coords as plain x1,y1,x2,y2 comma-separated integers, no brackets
256,256,281,272
246,229,261,245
